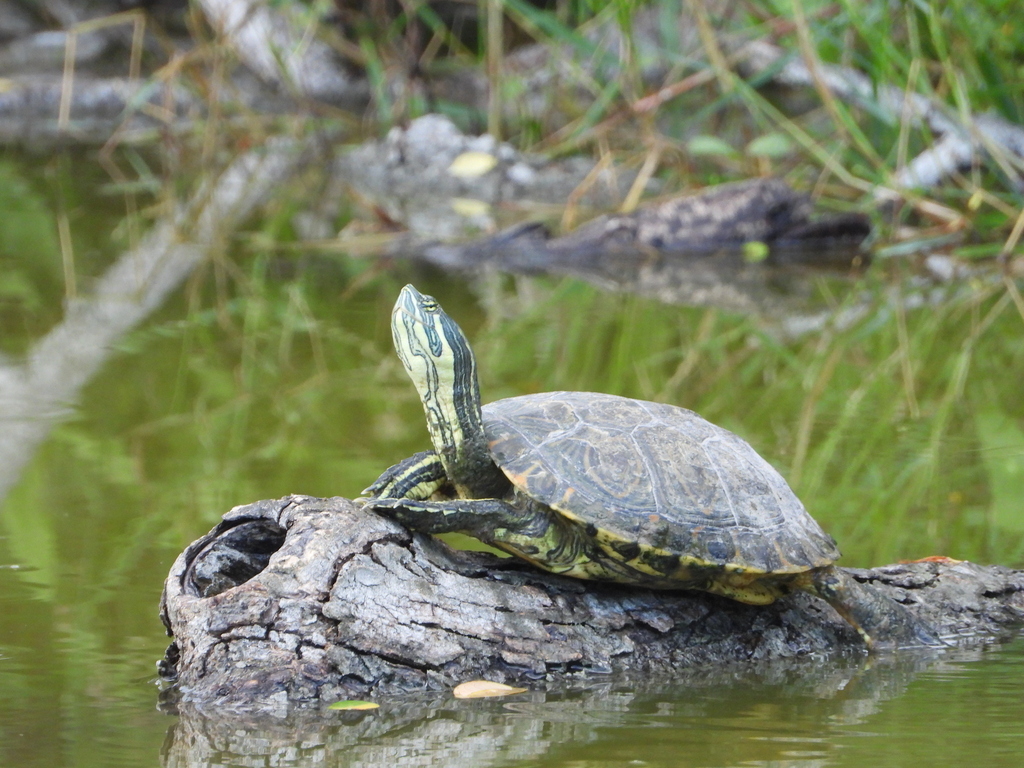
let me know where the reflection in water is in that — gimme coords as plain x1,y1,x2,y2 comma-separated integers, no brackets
0,143,307,504
401,221,883,342
0,148,315,768
161,641,1024,768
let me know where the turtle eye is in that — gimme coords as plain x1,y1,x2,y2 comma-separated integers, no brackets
422,299,439,312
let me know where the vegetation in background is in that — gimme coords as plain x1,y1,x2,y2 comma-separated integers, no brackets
416,0,1024,253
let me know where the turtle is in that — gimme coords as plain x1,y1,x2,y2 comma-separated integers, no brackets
363,284,938,650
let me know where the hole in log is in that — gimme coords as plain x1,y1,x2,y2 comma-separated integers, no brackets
183,520,287,597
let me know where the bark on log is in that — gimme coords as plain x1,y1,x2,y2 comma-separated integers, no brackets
158,495,1024,717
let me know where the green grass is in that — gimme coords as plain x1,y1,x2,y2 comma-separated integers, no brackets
376,0,1024,251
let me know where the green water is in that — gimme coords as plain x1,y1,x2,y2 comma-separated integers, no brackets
1,150,1024,766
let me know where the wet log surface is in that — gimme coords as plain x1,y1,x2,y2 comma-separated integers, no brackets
158,495,1024,718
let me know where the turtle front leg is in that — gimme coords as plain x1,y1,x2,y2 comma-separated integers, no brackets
802,566,944,651
362,450,450,500
368,495,553,541
368,496,601,575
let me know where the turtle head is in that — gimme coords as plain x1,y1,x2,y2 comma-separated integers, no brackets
392,285,494,496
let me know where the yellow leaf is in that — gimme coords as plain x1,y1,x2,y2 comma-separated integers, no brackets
328,700,379,710
448,151,499,179
450,198,492,217
453,680,528,699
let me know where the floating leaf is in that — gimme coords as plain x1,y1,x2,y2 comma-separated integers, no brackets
453,680,528,699
745,132,794,159
686,135,738,158
742,241,770,263
448,151,498,178
328,700,380,711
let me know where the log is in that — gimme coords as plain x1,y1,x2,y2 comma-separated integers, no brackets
158,495,1024,717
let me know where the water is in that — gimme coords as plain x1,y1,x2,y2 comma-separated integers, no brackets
4,597,1024,767
1,149,1023,766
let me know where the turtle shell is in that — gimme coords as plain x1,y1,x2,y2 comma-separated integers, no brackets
482,391,839,575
